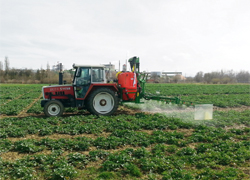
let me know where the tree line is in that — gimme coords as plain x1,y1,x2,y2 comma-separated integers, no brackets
0,57,249,84
0,57,72,84
194,70,250,84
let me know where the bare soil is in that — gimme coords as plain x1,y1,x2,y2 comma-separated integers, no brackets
7,132,112,142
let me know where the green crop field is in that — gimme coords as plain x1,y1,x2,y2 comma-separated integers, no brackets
0,84,250,179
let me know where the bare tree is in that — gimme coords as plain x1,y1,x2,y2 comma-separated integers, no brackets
0,61,3,71
151,73,159,83
204,73,212,83
194,71,203,82
0,61,3,77
4,56,9,72
236,70,250,83
0,61,4,82
46,62,50,74
172,75,181,83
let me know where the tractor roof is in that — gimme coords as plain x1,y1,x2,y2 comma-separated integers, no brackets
73,64,105,68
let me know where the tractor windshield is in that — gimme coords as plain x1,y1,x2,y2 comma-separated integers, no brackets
75,67,91,86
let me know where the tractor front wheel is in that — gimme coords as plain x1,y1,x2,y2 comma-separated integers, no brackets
86,88,118,116
44,100,64,117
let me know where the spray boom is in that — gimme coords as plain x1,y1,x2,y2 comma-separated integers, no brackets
118,56,213,120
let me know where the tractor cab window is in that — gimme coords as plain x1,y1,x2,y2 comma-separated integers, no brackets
75,68,91,86
91,68,105,83
74,67,91,99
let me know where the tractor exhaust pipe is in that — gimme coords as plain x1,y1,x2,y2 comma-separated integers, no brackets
58,63,63,85
59,72,63,85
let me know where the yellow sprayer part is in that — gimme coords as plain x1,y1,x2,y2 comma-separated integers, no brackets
116,71,122,78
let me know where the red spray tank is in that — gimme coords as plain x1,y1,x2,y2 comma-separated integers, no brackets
117,72,137,101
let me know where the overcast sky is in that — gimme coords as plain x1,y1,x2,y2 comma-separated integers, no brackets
1,0,250,76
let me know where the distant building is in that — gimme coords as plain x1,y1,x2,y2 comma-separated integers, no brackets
147,71,182,78
162,72,182,76
145,71,184,83
175,74,186,80
103,63,116,81
103,64,115,71
151,71,162,77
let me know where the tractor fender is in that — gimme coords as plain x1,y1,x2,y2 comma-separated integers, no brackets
83,84,118,99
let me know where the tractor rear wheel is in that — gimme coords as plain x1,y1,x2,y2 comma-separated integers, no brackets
86,88,118,116
44,100,64,117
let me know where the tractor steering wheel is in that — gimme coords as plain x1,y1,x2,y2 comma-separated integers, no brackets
77,78,87,85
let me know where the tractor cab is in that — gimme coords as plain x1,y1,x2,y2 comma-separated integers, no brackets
72,64,106,98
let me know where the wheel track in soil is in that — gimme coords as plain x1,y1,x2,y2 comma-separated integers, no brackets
0,92,41,119
0,92,28,106
1,104,250,119
17,93,43,117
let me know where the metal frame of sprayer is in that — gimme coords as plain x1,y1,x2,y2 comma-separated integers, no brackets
117,57,195,107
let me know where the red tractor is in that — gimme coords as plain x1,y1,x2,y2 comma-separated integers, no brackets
41,57,142,116
41,56,191,117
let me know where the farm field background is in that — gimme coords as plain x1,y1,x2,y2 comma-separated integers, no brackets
0,83,250,179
